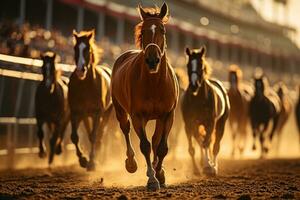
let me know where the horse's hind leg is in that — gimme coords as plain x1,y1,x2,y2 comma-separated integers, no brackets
112,97,137,173
154,111,174,187
71,115,88,168
37,120,46,158
184,124,200,175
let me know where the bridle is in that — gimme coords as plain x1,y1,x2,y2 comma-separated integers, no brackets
141,18,166,57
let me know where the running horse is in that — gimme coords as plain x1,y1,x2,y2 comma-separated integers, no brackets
35,51,69,165
273,82,292,154
249,72,281,158
111,3,179,190
69,30,112,171
182,47,230,176
228,65,253,157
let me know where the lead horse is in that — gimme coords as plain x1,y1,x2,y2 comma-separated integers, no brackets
182,47,230,176
68,30,112,171
111,3,179,190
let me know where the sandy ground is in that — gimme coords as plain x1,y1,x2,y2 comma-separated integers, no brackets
0,158,300,199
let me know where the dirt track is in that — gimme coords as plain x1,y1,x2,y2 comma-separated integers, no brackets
0,159,300,199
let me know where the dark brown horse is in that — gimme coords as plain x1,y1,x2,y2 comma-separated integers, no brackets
111,3,179,190
273,82,292,154
69,30,112,171
35,51,69,165
296,86,300,147
249,72,281,158
182,47,230,176
228,65,253,157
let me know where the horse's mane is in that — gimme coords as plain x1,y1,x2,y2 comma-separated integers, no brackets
135,7,169,49
229,64,243,81
73,30,103,65
202,57,212,79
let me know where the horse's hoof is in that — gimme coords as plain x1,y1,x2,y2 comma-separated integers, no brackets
252,144,256,151
160,183,167,188
156,169,166,185
147,179,160,191
125,158,137,173
55,144,62,155
48,154,54,165
79,157,88,168
263,147,269,153
203,166,217,177
38,151,47,158
87,161,96,171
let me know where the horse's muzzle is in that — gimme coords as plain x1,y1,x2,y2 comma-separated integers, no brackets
145,57,160,73
75,66,87,80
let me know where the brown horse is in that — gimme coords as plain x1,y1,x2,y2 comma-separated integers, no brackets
228,65,253,157
111,3,179,190
68,30,112,171
249,72,281,158
273,82,292,154
35,51,69,165
182,47,230,176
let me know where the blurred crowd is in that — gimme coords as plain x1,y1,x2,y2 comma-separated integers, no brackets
0,21,133,66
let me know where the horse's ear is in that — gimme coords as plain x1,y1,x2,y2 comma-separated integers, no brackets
73,29,79,40
159,2,169,20
87,29,95,41
52,52,56,61
200,45,206,57
138,4,148,20
185,47,191,56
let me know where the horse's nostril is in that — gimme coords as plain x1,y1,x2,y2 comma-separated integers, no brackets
155,58,160,64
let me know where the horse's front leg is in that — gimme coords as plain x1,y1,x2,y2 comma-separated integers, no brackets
113,96,137,173
202,122,216,176
87,111,100,171
154,111,174,188
132,116,159,191
48,120,61,165
71,114,88,168
37,120,46,158
184,123,200,176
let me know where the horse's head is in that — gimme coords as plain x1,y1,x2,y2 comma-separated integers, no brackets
229,64,242,89
73,29,95,80
253,72,268,96
41,51,56,90
185,46,208,95
136,3,169,73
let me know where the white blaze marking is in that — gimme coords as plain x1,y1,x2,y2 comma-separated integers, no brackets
77,42,86,70
150,24,156,41
191,59,198,85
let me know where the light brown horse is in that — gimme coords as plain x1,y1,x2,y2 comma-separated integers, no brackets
111,3,179,190
182,47,230,176
35,51,69,165
228,65,253,157
68,30,112,171
273,82,292,154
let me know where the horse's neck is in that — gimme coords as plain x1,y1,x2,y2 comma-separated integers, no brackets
199,79,209,99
